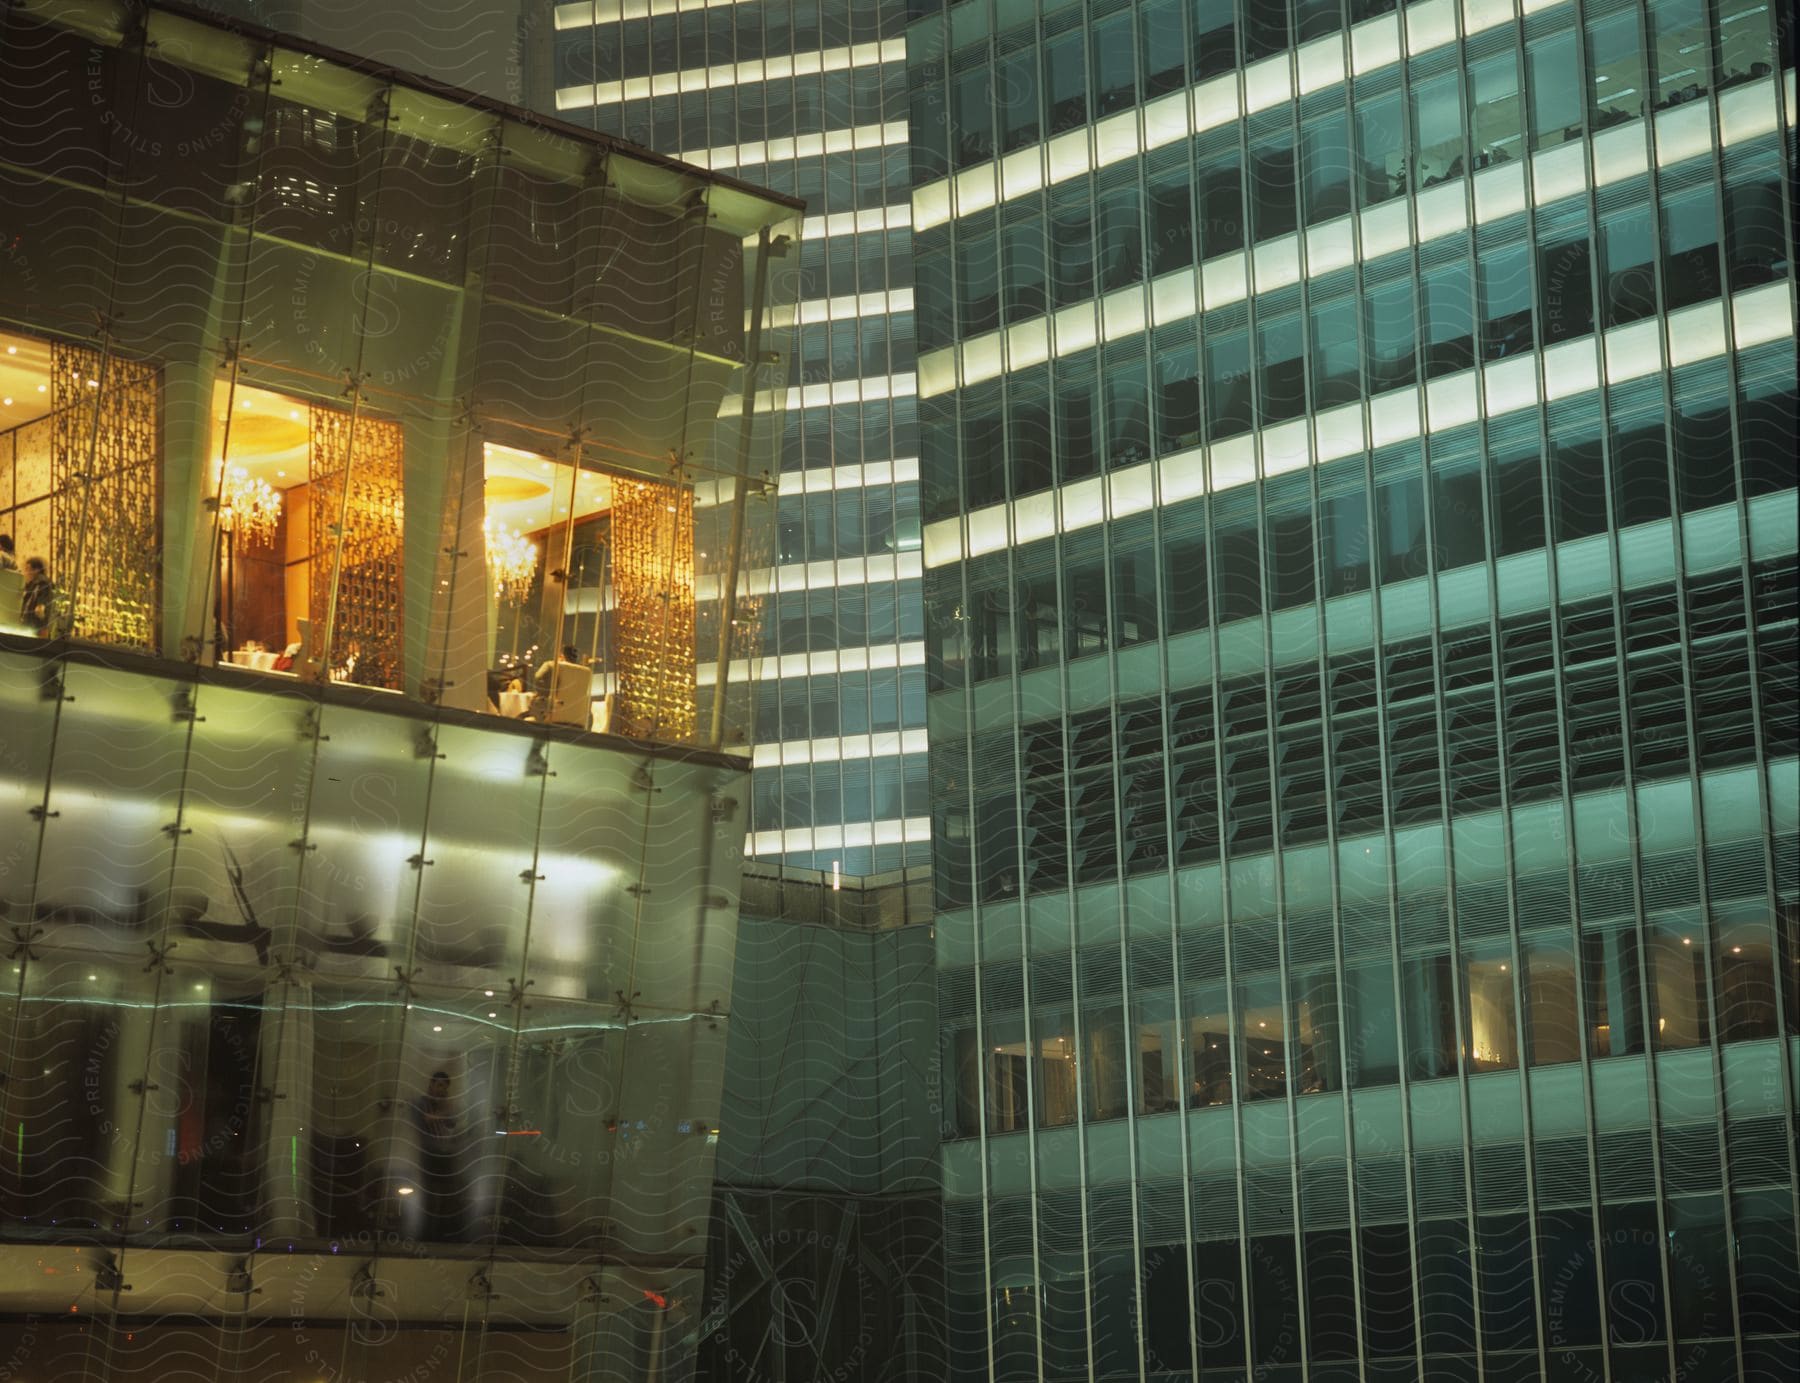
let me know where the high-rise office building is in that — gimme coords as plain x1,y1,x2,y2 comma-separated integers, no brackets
0,2,796,1375
550,0,934,878
908,1,1797,1379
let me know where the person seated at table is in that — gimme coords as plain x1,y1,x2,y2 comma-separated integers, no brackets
531,644,594,728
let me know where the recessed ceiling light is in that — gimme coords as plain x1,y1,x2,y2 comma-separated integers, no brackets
36,384,45,393
4,345,14,354
289,410,299,420
2,398,11,407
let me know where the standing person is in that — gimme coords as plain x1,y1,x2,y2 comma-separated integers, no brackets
0,533,17,571
20,556,53,633
532,644,595,728
409,1069,466,1242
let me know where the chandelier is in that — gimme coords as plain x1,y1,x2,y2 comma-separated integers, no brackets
218,462,282,546
484,516,539,600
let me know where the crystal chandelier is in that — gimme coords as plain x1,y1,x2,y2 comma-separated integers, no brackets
218,462,282,545
484,516,539,600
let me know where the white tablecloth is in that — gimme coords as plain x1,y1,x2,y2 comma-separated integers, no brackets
499,690,532,717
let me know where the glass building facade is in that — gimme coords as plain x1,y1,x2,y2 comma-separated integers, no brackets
0,2,797,1376
695,863,943,1383
550,0,934,877
908,1,1798,1379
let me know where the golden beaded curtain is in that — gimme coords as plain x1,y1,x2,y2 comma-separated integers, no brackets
50,342,161,649
309,406,404,689
610,477,696,741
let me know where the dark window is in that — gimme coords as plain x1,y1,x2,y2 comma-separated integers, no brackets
1318,461,1371,596
1050,191,1094,308
1258,310,1307,425
1140,0,1186,98
1404,951,1459,1077
1213,497,1262,623
994,46,1041,153
1302,106,1353,225
1243,2,1289,61
1265,500,1316,611
957,226,1000,335
1418,1219,1477,1357
1552,420,1610,542
1090,10,1137,116
1723,152,1789,288
1161,508,1210,635
1097,178,1143,292
1477,1214,1540,1352
1188,0,1236,78
1419,259,1475,378
1343,956,1401,1085
1010,368,1055,495
1002,213,1047,324
1739,361,1799,498
1665,1195,1733,1342
1204,328,1254,441
1431,451,1486,571
1294,0,1343,43
1250,1233,1301,1366
1153,334,1201,453
1539,232,1595,345
1104,350,1150,467
1376,464,1429,583
1735,1187,1800,1336
1583,927,1645,1056
1196,147,1245,256
1111,523,1158,648
1479,239,1535,360
1147,164,1194,276
1248,132,1298,242
1610,403,1673,527
1364,273,1417,393
1361,1222,1419,1357
1310,294,1361,409
1539,1209,1604,1346
1600,204,1659,327
962,381,1005,509
1356,87,1406,205
1662,177,1723,310
1044,29,1087,135
1063,543,1108,662
1056,356,1101,483
1673,373,1736,512
1192,1239,1245,1367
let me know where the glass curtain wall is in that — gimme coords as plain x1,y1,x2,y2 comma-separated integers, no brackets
909,0,1798,1380
0,0,797,754
0,2,797,1377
